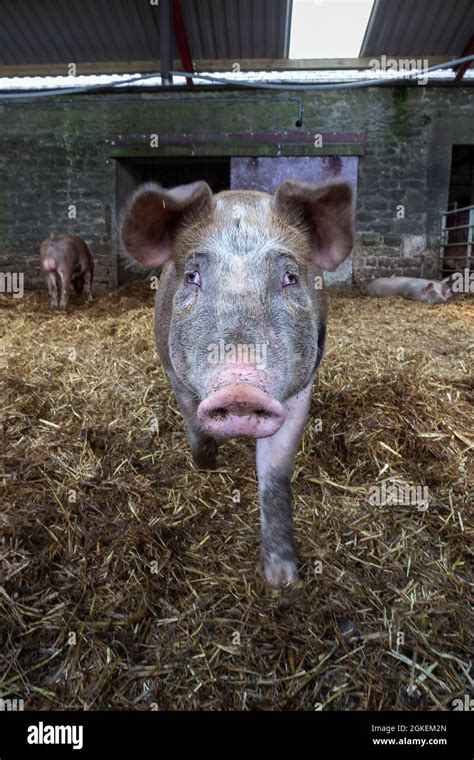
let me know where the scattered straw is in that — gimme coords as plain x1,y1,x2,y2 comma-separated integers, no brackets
1,285,472,710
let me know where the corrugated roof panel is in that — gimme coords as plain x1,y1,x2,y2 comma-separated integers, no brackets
130,0,158,59
208,1,228,60
181,1,204,59
201,0,219,60
2,3,37,63
101,0,135,61
239,0,253,58
0,0,292,69
361,0,474,56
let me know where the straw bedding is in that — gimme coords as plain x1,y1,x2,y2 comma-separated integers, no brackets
1,285,472,710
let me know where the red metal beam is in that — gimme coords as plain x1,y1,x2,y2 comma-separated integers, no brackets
173,0,194,86
454,34,474,81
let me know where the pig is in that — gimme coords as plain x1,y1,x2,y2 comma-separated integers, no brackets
365,276,453,304
121,179,354,587
40,234,94,310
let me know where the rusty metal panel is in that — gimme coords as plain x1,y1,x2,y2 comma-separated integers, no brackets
231,155,358,190
231,156,359,285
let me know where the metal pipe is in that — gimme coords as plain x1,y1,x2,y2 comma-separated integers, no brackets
160,0,173,86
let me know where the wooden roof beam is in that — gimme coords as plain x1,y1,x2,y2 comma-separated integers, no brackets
0,56,454,78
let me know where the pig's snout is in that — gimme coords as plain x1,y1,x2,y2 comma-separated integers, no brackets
197,384,285,438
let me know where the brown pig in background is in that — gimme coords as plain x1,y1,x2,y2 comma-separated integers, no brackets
40,234,94,310
366,276,453,304
121,179,354,587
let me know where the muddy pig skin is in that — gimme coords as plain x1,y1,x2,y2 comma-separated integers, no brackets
121,179,354,587
366,276,453,304
40,235,94,310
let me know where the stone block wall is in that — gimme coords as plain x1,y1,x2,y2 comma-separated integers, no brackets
0,84,473,289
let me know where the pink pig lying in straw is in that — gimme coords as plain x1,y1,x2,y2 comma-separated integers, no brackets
366,276,453,304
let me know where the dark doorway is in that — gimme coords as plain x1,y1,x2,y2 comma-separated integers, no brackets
448,145,474,209
115,157,231,283
442,145,474,275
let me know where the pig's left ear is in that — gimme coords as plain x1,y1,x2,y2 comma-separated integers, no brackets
274,180,354,271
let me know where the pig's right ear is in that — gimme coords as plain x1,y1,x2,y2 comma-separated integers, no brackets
121,181,215,266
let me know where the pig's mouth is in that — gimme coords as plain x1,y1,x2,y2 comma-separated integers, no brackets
197,383,286,438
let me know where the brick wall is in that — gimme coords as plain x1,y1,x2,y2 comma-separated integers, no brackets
0,84,473,289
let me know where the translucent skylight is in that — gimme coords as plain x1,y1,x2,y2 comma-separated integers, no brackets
289,0,375,58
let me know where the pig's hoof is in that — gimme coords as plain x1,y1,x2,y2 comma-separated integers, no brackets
264,554,299,588
192,437,218,470
50,302,59,310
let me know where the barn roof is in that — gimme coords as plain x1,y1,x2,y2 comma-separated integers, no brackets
0,0,292,69
0,0,472,87
360,0,474,57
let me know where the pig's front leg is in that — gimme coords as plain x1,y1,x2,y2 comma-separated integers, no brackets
256,384,312,587
168,371,218,469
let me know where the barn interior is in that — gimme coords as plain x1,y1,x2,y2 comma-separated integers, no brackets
0,0,473,717
1,0,474,289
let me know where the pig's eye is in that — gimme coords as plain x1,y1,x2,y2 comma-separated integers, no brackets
283,271,298,287
186,271,201,287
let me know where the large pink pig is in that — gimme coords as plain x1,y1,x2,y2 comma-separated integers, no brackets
121,180,354,587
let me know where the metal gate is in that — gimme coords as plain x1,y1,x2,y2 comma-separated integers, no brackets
440,205,474,275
